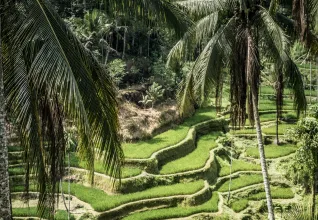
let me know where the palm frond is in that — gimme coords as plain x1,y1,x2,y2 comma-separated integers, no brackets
177,73,195,117
177,17,234,116
283,200,318,220
175,0,234,17
256,7,289,61
4,0,123,217
256,7,306,115
167,12,219,69
283,57,307,116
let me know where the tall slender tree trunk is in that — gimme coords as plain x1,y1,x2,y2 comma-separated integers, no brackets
227,140,233,203
251,84,275,220
276,106,279,144
312,168,316,218
310,61,312,105
68,151,71,220
312,148,317,218
275,69,283,145
247,33,275,220
0,14,12,219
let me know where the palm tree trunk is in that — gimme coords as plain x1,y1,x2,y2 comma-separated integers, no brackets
251,86,275,220
227,140,233,203
310,61,312,105
122,27,127,59
0,15,12,219
68,151,71,220
312,167,316,218
247,33,275,220
312,148,317,218
276,107,279,144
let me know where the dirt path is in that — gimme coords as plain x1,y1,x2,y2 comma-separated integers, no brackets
11,193,98,219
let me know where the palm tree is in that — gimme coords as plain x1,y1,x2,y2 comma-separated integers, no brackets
1,0,123,218
0,13,12,219
168,0,306,219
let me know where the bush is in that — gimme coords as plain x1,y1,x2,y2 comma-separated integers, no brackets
108,59,126,86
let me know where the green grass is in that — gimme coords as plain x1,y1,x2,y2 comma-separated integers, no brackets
230,199,249,212
259,86,292,95
9,166,25,175
297,62,318,70
246,144,298,159
233,123,297,135
248,187,294,200
218,159,261,177
218,174,263,192
245,113,277,125
12,207,74,220
262,123,297,135
160,132,220,174
259,101,295,111
62,180,205,211
232,128,257,135
8,145,23,152
11,184,37,192
69,153,142,178
122,192,219,220
246,113,297,126
123,107,216,159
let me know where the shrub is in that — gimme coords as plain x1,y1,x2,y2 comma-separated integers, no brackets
146,82,165,108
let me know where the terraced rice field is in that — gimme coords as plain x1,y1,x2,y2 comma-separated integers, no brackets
8,96,305,219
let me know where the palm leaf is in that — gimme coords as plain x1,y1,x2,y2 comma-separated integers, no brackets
256,8,306,115
175,0,235,18
3,0,123,217
177,17,235,116
167,12,219,70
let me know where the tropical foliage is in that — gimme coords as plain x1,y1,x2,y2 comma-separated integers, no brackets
1,0,123,217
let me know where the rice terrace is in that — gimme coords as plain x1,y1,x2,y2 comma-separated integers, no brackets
1,0,318,220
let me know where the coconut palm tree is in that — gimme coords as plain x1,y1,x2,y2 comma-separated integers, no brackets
0,0,123,218
167,0,307,219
